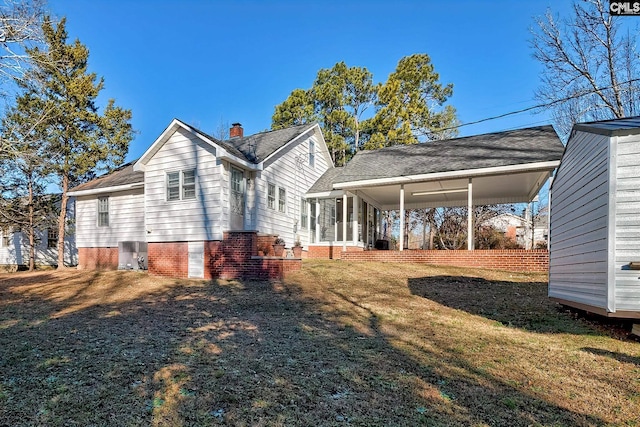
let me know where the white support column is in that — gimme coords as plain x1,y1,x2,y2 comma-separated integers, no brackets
353,193,359,245
399,184,405,252
342,193,348,251
547,176,553,251
315,198,321,244
467,178,474,251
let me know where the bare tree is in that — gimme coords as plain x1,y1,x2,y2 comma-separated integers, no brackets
532,0,640,138
0,0,46,88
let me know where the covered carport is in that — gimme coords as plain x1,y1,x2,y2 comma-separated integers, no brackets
324,125,565,251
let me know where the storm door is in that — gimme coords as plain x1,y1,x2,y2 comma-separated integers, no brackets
230,167,245,230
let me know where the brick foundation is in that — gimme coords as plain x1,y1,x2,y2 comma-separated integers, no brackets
148,231,301,280
340,249,548,273
307,245,364,260
78,247,119,270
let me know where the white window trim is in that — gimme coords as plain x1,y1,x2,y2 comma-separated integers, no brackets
267,182,276,210
97,196,109,227
278,187,287,213
309,139,315,168
166,169,197,202
300,197,308,228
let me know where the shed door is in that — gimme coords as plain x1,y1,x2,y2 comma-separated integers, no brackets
230,167,244,230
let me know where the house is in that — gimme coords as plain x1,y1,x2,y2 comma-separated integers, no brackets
71,121,564,278
0,198,77,270
305,125,564,256
68,119,333,278
549,116,640,319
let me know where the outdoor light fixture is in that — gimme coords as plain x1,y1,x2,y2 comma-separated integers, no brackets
411,188,468,196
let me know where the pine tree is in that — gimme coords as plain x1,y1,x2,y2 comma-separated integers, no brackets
23,17,133,268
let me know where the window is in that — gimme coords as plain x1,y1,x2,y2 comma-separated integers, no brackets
300,198,308,228
309,140,315,167
278,187,286,213
47,228,58,249
182,170,196,199
167,169,196,201
267,183,276,209
1,228,9,247
98,197,109,227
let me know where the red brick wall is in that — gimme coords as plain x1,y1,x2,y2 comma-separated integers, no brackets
307,245,364,260
256,234,277,256
78,247,119,270
340,249,549,273
148,232,301,280
148,242,188,278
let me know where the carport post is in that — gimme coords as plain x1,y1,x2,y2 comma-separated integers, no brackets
399,184,405,251
468,178,474,250
342,193,348,251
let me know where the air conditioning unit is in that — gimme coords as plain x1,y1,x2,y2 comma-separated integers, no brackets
118,241,148,270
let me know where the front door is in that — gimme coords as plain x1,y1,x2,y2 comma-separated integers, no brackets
230,167,244,230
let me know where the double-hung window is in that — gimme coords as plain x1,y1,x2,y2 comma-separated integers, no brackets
300,198,308,228
278,187,286,213
0,228,9,247
167,169,196,201
267,183,276,209
309,140,315,167
98,197,109,227
47,228,58,248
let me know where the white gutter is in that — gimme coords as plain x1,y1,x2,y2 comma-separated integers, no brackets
68,182,144,197
333,160,561,190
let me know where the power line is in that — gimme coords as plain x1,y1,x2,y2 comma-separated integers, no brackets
424,77,640,136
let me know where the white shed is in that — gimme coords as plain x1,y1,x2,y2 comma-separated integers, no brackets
549,117,640,318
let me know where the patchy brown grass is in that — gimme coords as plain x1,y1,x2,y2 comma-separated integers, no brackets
0,262,638,426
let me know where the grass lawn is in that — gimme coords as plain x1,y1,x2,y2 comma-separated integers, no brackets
0,261,638,426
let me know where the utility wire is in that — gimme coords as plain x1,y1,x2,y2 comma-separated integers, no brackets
427,77,640,136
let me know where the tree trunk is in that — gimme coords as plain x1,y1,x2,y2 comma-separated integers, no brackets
57,173,68,269
28,177,35,271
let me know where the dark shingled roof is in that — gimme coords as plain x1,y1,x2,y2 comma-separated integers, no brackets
69,121,318,194
69,161,144,193
307,167,343,194
573,116,640,137
333,125,564,185
223,123,317,163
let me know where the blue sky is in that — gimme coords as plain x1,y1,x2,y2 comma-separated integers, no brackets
49,0,573,163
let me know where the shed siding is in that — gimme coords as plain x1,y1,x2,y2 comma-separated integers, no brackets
549,130,610,308
613,133,640,311
144,128,224,242
255,134,331,247
75,189,145,247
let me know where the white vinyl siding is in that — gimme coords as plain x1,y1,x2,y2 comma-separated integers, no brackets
254,132,332,246
549,130,610,310
76,190,145,247
145,128,223,242
613,133,640,311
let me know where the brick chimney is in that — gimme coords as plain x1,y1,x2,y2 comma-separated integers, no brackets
230,123,243,138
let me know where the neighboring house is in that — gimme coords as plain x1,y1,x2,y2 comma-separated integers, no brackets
0,198,77,270
484,207,549,249
549,116,640,319
68,119,333,278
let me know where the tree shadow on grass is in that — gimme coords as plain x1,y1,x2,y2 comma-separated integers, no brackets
407,275,617,335
0,270,611,426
